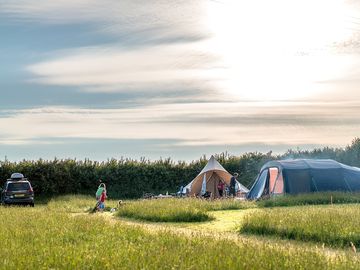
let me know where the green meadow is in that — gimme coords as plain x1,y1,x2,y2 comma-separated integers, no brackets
257,192,360,208
240,204,360,247
0,195,359,269
116,198,255,222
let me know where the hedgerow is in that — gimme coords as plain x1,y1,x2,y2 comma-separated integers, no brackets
0,138,359,199
0,153,270,198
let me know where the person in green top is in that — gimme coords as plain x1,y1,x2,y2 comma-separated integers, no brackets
96,181,106,201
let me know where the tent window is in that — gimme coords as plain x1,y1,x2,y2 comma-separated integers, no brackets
248,169,268,199
268,168,278,194
273,171,284,195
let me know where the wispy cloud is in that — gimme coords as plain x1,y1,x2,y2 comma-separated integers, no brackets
5,0,360,102
0,0,208,43
2,0,360,161
26,43,220,93
1,102,359,147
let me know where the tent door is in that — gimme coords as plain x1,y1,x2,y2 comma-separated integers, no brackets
207,172,223,198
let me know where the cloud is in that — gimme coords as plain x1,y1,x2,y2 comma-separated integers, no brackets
26,42,222,95
1,102,360,148
5,0,360,103
0,0,208,43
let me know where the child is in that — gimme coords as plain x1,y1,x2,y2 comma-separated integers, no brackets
98,188,107,212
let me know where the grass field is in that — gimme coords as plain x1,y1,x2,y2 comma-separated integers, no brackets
257,192,360,208
240,204,360,248
116,198,255,222
0,195,359,269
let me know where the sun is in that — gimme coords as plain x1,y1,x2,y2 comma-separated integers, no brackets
203,0,355,101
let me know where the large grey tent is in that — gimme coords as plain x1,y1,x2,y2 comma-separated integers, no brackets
247,159,360,200
183,156,249,198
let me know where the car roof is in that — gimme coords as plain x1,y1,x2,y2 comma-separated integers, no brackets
6,179,30,183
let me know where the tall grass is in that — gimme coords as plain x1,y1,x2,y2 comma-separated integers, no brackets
202,198,256,211
0,206,358,269
117,198,212,222
116,198,255,222
257,192,360,208
240,204,360,247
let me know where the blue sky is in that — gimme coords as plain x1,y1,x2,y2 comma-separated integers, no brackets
1,0,360,161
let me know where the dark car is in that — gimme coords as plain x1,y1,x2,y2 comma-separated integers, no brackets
1,176,34,207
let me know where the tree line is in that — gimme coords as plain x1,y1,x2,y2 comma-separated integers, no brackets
0,138,359,199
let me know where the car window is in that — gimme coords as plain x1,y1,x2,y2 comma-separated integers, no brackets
7,182,30,191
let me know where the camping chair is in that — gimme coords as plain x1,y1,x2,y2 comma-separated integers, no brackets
202,191,211,199
142,192,155,199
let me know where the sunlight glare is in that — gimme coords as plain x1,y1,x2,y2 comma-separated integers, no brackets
204,0,355,100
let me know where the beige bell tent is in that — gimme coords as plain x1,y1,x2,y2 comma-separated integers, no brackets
183,156,249,198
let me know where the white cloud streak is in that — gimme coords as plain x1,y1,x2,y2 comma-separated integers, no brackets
0,102,359,147
0,0,207,39
4,0,360,101
27,43,219,92
2,0,360,156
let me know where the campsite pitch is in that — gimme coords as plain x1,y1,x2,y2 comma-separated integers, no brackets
0,195,359,269
240,204,360,247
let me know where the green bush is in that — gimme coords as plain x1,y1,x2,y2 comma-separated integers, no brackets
240,204,360,247
0,153,267,199
0,137,360,200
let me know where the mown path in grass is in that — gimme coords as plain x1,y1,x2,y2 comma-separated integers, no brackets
182,209,253,232
85,208,355,260
65,195,359,255
96,209,252,233
80,209,262,249
3,195,359,269
52,196,358,269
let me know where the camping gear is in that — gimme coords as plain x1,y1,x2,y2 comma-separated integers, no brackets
182,156,249,198
247,159,360,200
10,173,25,180
95,183,105,199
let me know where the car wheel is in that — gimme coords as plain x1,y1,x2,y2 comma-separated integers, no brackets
30,203,34,207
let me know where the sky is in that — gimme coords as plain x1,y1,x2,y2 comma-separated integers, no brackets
1,0,360,162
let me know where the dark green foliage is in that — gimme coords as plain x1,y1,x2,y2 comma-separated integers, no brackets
0,153,269,199
280,138,360,166
0,138,360,199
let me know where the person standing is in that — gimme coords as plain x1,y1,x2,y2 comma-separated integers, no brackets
230,173,238,197
96,181,105,201
217,181,225,197
98,186,107,212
